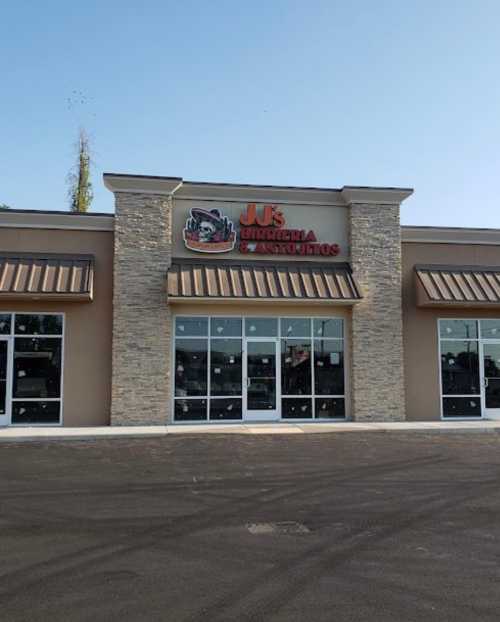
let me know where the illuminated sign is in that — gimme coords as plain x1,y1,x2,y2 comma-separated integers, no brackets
183,203,340,256
239,204,340,257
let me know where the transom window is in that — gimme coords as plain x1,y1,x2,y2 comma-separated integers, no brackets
173,316,345,422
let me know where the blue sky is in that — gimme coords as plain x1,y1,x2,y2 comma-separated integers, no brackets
1,1,499,226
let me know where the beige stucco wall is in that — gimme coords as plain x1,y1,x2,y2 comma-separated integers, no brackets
0,227,113,426
170,302,352,421
402,241,500,421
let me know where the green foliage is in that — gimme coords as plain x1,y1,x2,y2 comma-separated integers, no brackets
0,203,10,210
68,129,93,212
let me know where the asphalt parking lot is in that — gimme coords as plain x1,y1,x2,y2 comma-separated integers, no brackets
2,432,500,621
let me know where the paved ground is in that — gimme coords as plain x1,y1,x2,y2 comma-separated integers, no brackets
1,433,500,621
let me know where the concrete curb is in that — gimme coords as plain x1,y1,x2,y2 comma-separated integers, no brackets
1,420,500,442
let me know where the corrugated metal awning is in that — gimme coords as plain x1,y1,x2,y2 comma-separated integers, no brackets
0,253,94,301
167,259,362,304
415,264,500,307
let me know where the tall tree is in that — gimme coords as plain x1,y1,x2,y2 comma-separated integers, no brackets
68,128,93,212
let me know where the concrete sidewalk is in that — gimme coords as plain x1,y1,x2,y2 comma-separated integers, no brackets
1,419,500,441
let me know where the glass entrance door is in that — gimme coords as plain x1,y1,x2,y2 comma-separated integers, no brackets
482,341,500,418
244,339,279,421
0,338,11,426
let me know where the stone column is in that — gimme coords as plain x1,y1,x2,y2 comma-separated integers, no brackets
110,190,174,425
342,187,413,422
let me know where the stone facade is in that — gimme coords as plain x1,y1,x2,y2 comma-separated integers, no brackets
348,201,406,421
111,192,172,425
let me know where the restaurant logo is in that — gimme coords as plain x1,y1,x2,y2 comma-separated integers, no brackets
183,208,236,253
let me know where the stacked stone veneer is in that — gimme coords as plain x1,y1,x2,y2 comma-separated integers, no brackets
111,192,172,425
348,203,406,421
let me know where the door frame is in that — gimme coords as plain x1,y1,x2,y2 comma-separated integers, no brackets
243,336,280,421
480,339,500,419
0,336,13,427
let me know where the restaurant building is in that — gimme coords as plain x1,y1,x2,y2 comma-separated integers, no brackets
0,173,499,427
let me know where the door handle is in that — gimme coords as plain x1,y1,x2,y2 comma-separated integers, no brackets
247,377,251,388
485,377,489,388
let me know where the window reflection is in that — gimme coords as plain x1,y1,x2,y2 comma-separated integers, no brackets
12,401,60,424
480,320,500,340
280,318,310,338
314,340,344,395
13,338,62,398
174,339,208,396
439,320,477,340
15,314,63,336
174,399,207,421
175,317,208,337
245,318,278,337
210,318,241,337
440,340,479,395
210,398,242,420
210,339,242,396
442,397,481,418
281,339,311,395
313,318,343,338
315,397,345,419
282,398,312,419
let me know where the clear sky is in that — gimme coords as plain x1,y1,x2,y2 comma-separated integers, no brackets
1,1,499,226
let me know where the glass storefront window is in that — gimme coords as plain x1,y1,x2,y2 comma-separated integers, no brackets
442,397,481,418
174,339,208,397
480,320,500,340
14,314,63,336
173,315,345,422
438,320,483,419
175,317,208,337
245,317,278,337
315,397,345,419
210,339,242,396
13,338,62,398
439,319,478,340
280,318,310,338
174,399,207,421
313,318,343,339
281,398,312,419
314,340,344,395
281,339,311,395
209,398,242,420
210,317,242,337
440,340,479,395
0,314,11,335
12,401,60,424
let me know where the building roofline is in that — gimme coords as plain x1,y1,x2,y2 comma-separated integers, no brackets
403,224,500,234
103,171,413,194
0,208,114,217
0,209,114,232
403,225,500,246
103,173,413,205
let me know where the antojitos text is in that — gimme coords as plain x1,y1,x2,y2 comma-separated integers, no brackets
238,203,340,256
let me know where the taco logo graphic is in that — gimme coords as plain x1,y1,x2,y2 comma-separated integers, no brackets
183,208,236,253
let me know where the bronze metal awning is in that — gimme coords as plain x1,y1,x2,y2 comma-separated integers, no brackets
415,264,500,307
167,259,362,303
0,253,94,301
